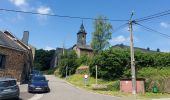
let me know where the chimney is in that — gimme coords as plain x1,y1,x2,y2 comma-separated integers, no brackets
22,31,29,45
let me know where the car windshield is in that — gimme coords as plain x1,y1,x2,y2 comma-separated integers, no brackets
32,70,43,75
0,80,16,87
32,76,46,82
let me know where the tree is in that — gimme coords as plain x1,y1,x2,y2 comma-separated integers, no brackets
34,49,55,71
89,48,129,80
91,16,113,53
58,50,79,77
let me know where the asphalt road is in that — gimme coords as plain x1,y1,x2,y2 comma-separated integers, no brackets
18,75,170,100
28,75,132,100
19,83,35,100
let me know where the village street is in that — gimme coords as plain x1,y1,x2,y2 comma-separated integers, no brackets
19,75,132,100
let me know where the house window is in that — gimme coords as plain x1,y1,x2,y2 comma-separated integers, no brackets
0,54,6,69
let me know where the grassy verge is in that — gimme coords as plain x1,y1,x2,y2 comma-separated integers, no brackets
65,74,170,99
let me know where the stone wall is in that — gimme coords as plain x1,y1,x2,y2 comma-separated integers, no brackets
0,46,29,82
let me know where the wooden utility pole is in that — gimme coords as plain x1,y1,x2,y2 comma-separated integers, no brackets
96,65,98,84
129,12,136,95
66,66,68,78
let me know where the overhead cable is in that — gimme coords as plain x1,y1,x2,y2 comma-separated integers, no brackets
135,22,170,39
0,8,128,22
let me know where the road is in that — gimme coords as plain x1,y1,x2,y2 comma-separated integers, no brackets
19,75,132,100
18,75,170,100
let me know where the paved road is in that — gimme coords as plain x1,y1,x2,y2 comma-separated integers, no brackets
19,83,35,100
29,75,132,100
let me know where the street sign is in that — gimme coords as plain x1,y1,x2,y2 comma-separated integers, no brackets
84,74,88,79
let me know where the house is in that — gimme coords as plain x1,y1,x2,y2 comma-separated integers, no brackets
112,43,158,52
72,23,93,57
0,30,34,83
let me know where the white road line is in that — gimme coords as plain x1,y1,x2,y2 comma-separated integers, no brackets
28,94,44,100
152,98,170,100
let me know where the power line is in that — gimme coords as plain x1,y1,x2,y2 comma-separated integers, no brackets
135,22,170,39
135,10,170,22
0,8,128,22
112,23,128,33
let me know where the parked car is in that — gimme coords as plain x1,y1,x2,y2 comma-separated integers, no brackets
28,75,50,93
29,70,43,80
0,77,20,100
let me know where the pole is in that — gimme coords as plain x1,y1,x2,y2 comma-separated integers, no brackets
96,65,98,85
63,41,65,55
66,66,68,78
129,12,136,95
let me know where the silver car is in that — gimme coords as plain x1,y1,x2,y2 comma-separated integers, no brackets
0,77,20,100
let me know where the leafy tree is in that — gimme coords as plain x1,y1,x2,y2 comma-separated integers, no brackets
89,48,129,80
34,49,55,71
58,50,79,77
76,54,91,66
91,16,113,53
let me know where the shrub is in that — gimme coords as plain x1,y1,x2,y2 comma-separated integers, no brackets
138,67,170,93
58,50,79,77
76,66,89,74
89,48,129,80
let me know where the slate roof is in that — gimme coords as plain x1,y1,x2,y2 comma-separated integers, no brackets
112,44,155,52
72,44,93,51
0,31,27,51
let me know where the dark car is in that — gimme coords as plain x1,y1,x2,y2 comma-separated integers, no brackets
29,70,43,81
0,78,20,100
28,75,50,93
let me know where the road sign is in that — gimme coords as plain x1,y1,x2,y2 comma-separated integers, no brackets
84,74,88,79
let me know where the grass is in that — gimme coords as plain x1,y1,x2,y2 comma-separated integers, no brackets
64,74,170,99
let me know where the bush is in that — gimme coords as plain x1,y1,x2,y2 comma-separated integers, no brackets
58,50,79,77
138,67,170,93
89,48,129,80
76,66,89,74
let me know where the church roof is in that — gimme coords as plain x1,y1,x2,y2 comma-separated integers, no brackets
72,44,93,51
77,23,87,34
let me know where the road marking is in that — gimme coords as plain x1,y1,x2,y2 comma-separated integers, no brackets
152,98,170,100
28,94,44,100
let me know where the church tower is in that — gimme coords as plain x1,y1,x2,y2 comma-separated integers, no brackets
77,23,87,47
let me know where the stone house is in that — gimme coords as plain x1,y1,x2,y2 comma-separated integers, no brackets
0,30,34,83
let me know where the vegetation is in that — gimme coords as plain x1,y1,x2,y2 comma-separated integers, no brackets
89,48,129,80
91,16,113,53
34,49,55,71
58,50,79,77
65,74,170,98
89,47,170,80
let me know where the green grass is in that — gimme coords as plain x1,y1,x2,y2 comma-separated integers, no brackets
64,74,170,99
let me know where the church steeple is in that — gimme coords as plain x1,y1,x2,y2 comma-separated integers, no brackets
77,22,87,46
79,23,85,33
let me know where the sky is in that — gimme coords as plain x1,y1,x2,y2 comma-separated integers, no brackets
0,0,170,52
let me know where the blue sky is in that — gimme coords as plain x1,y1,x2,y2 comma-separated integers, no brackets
0,0,170,52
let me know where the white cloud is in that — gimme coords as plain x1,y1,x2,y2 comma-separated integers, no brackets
44,46,55,50
37,6,51,14
160,22,169,28
9,0,27,6
110,35,139,45
110,35,128,43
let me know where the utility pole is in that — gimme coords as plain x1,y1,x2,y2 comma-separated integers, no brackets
63,41,65,55
66,66,68,78
95,65,98,85
129,12,136,95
